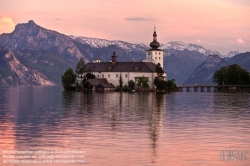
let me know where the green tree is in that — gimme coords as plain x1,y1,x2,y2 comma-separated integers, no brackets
154,79,166,91
61,68,76,89
137,76,149,88
82,73,96,84
154,63,166,91
75,58,86,79
119,74,123,91
213,64,250,85
213,66,228,85
128,80,135,90
166,79,177,92
155,63,165,80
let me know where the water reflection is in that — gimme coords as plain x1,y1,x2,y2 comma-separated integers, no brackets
150,93,165,163
0,87,250,166
0,86,8,122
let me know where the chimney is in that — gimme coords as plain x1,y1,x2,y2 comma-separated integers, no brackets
93,59,101,63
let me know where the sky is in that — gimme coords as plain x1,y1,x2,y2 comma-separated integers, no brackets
0,0,249,55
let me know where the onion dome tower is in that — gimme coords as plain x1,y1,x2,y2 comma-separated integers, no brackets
150,27,160,49
146,27,164,68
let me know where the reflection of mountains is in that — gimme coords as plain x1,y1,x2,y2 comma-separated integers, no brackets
0,87,8,121
1,86,65,148
1,87,167,162
0,87,16,154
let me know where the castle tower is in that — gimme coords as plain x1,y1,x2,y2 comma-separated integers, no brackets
146,27,164,68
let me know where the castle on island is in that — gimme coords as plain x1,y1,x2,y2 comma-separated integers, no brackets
81,28,167,90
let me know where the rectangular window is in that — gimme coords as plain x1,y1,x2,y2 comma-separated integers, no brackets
125,74,128,78
108,74,110,78
155,57,157,59
155,52,157,55
116,74,118,78
159,57,161,59
102,74,104,78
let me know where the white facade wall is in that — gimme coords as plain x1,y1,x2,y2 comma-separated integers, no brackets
146,50,164,68
88,71,157,88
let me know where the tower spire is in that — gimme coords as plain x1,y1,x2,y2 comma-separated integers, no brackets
153,27,157,41
150,27,160,49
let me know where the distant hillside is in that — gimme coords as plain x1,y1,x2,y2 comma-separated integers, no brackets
184,52,250,85
164,49,206,83
184,55,228,84
228,52,250,71
14,49,75,84
0,45,54,85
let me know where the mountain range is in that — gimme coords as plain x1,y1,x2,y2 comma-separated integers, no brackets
184,52,250,84
0,20,248,85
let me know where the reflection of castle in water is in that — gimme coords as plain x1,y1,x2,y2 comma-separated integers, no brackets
65,91,166,162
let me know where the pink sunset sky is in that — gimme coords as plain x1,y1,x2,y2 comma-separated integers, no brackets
0,0,249,55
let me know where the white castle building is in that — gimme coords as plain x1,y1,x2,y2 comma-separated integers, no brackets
82,28,166,89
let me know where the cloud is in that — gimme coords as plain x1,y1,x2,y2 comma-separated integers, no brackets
125,17,155,21
196,39,201,43
55,18,63,21
0,17,15,33
236,38,244,44
223,0,250,6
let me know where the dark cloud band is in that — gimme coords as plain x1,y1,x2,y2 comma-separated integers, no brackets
125,17,155,21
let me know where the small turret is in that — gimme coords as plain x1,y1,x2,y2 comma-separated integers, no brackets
111,50,117,65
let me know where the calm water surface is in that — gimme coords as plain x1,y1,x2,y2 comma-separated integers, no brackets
0,86,250,166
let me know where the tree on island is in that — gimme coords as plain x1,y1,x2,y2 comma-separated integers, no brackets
166,79,177,92
75,58,86,79
154,63,176,92
119,74,123,91
155,63,165,80
61,68,76,89
137,76,149,88
213,64,250,85
128,80,135,90
82,73,96,85
154,63,165,91
115,74,124,91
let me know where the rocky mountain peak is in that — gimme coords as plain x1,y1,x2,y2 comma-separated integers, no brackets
227,51,239,58
205,54,224,68
161,41,223,58
206,54,221,62
0,20,84,59
28,20,36,25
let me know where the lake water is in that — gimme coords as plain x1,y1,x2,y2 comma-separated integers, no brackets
0,86,250,166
